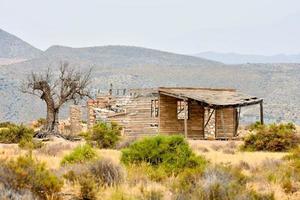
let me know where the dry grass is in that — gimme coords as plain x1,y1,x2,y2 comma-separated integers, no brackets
189,140,287,167
0,138,298,200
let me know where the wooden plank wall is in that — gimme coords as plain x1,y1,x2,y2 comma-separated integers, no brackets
109,95,158,136
215,108,237,138
159,94,204,138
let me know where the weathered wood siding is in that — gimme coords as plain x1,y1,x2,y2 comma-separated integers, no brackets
215,108,237,138
159,94,204,138
109,96,158,136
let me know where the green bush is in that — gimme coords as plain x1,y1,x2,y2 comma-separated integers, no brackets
61,144,98,165
121,135,207,175
242,123,298,152
83,122,121,149
0,121,15,128
0,123,34,144
0,154,63,199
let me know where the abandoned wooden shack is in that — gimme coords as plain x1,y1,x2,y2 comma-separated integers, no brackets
84,87,263,139
158,87,263,139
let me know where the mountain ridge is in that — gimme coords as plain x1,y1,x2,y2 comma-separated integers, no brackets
0,28,42,59
195,51,300,64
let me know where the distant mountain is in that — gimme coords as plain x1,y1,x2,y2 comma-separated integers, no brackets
0,30,299,125
0,29,42,59
39,45,221,67
195,51,300,64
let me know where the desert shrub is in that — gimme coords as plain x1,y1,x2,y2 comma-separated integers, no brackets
18,138,43,149
140,186,163,200
60,163,89,184
200,165,246,195
284,147,300,182
62,157,125,188
241,123,298,151
79,175,97,200
249,121,265,131
89,158,125,186
61,144,97,165
237,161,250,170
175,166,206,192
173,164,273,200
0,184,36,200
121,135,207,175
0,121,15,128
0,154,63,199
285,147,300,171
83,122,121,149
0,123,34,144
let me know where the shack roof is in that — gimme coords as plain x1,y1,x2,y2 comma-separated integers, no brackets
158,87,262,108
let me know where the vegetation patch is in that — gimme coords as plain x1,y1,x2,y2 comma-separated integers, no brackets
241,122,298,152
0,122,42,149
0,154,63,199
121,135,207,176
89,158,125,186
173,164,274,200
82,122,121,149
61,144,97,165
0,122,34,144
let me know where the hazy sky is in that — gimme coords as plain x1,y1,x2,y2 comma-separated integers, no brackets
1,0,300,55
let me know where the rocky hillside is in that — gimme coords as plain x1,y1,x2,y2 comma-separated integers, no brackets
0,29,42,59
0,53,299,124
0,30,299,124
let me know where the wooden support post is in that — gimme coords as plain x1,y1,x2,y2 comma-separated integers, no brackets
184,99,188,138
260,100,264,125
220,109,226,137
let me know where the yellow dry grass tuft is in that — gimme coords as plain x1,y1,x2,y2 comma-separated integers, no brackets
189,140,287,167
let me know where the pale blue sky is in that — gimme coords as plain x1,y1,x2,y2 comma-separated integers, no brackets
1,0,300,55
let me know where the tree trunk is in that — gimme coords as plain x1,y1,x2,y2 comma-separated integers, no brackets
35,99,60,138
44,105,59,134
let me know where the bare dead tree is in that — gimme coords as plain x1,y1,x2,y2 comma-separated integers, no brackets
21,62,92,137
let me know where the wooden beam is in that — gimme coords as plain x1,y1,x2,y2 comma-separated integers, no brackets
184,99,188,138
260,100,264,125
